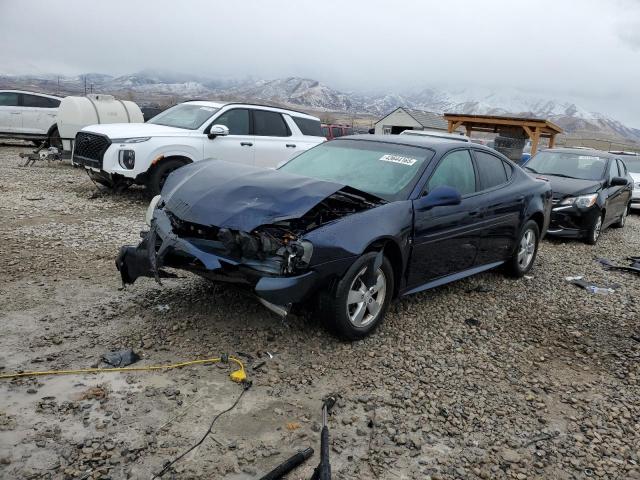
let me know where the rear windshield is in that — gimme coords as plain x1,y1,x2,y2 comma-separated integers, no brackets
292,116,323,136
279,139,433,201
148,104,219,130
525,151,607,181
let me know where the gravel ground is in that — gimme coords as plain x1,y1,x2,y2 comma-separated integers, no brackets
0,141,639,480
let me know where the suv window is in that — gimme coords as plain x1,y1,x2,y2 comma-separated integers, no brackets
0,92,19,106
22,94,60,108
213,109,249,135
253,110,290,137
292,116,323,136
428,150,476,196
331,127,342,138
474,150,509,189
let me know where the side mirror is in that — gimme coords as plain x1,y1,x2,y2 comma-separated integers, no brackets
207,124,229,139
610,176,628,187
414,185,462,211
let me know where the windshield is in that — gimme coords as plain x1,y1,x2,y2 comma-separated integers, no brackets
148,104,219,130
279,139,433,201
622,157,640,173
525,151,606,180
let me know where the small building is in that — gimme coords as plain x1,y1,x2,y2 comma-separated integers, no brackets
374,107,448,135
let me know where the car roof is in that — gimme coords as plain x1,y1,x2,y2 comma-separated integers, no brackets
0,89,63,99
342,134,499,154
182,100,320,120
542,147,617,159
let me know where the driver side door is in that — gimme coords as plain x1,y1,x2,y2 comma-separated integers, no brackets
203,108,255,165
408,149,482,288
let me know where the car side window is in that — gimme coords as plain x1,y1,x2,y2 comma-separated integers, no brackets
253,110,290,137
608,159,619,180
212,109,249,135
474,150,509,190
0,92,19,106
22,94,60,108
427,150,476,196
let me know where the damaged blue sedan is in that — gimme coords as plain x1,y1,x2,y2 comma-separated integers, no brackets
117,136,552,339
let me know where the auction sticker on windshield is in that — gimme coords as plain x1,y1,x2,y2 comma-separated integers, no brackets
379,154,418,166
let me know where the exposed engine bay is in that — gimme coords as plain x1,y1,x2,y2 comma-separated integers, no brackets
165,187,383,275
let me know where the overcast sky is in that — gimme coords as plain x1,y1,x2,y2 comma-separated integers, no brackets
1,0,639,126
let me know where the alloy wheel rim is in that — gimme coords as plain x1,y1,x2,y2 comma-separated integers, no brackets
346,266,387,327
593,216,602,241
517,229,536,269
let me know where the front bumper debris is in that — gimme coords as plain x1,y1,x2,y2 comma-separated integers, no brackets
547,205,600,238
115,209,322,313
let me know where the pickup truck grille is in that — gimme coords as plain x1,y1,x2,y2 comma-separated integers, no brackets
73,132,110,169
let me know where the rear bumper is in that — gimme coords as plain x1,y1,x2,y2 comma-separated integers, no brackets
115,209,349,312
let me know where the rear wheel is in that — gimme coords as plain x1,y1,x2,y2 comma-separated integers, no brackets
318,252,394,340
612,204,629,228
147,159,187,196
506,220,539,277
585,212,603,245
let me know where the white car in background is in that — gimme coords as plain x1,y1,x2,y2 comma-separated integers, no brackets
0,90,62,147
614,153,640,209
73,101,326,194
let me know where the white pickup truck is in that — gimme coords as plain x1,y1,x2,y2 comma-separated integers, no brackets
73,101,326,194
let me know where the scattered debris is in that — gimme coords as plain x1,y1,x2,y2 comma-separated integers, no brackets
467,285,492,293
286,422,301,431
258,447,314,480
464,318,481,327
155,304,170,313
102,349,140,368
596,257,640,275
79,385,108,401
565,277,619,294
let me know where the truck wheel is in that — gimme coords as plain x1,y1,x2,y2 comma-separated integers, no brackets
147,159,187,196
318,252,394,340
47,127,63,150
505,220,539,277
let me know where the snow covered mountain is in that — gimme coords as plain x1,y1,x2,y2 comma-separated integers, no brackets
1,72,638,142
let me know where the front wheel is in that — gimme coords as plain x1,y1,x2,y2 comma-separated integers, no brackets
506,220,540,277
585,212,603,245
318,252,394,340
147,159,187,196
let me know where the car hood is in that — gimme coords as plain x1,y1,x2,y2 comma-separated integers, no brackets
81,123,197,138
544,175,603,199
160,159,352,231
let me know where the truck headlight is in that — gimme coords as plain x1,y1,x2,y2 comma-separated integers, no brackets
561,194,597,208
118,150,135,169
146,195,162,226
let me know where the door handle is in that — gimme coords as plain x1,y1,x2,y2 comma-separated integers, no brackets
286,144,296,148
240,142,253,147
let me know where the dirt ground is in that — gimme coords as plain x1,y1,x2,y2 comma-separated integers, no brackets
0,141,639,480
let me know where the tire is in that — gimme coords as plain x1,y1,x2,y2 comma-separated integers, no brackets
585,212,604,245
612,204,629,228
318,252,394,340
506,220,540,277
147,159,187,196
47,127,63,150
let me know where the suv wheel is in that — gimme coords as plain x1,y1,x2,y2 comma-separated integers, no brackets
506,220,539,277
318,252,394,340
147,159,187,196
585,213,603,245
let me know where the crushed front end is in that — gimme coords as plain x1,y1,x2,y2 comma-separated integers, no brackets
116,189,379,315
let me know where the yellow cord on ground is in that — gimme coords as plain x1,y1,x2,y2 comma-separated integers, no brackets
0,355,247,383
